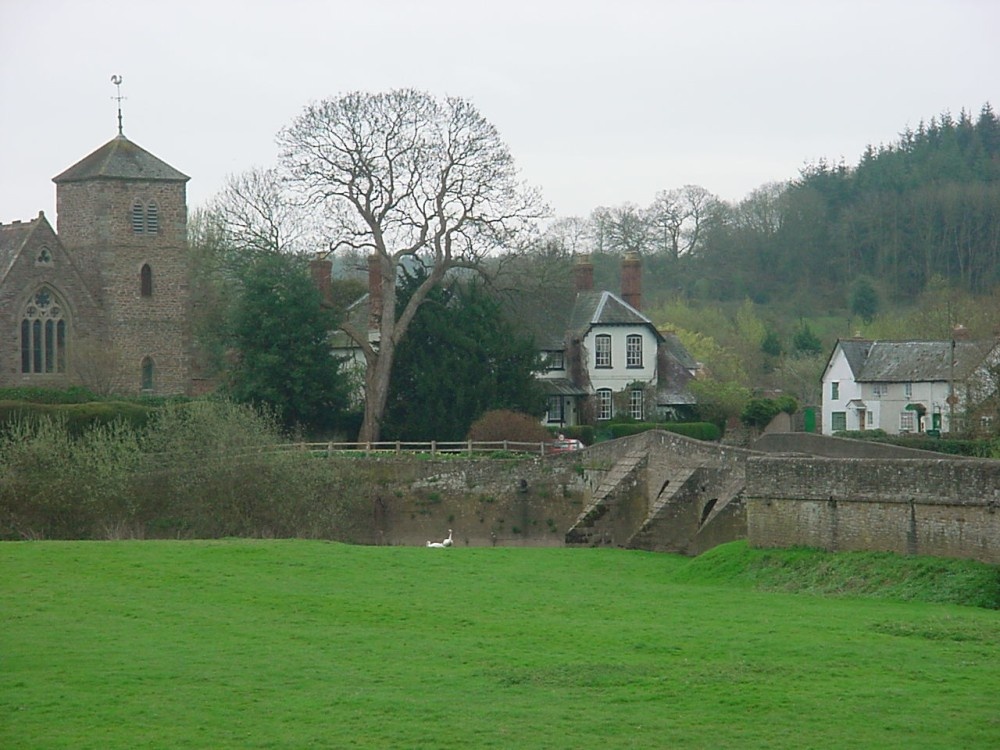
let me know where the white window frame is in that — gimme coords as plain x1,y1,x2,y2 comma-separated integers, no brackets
595,335,612,368
626,334,642,368
831,381,839,400
872,383,888,398
831,411,847,432
629,389,644,420
899,410,915,433
597,389,613,420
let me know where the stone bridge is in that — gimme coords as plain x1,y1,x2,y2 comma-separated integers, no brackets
564,430,757,554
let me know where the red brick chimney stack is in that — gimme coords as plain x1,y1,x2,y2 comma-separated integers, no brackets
621,250,641,311
573,254,594,293
309,256,333,305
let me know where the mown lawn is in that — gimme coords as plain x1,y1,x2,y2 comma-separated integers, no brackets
3,541,999,749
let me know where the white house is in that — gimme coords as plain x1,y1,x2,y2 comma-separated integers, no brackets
533,253,697,428
821,332,1000,436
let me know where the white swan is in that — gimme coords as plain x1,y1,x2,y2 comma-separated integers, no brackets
426,541,446,548
442,529,454,547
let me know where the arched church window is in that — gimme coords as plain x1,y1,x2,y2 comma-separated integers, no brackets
145,202,159,234
20,287,67,374
141,357,155,392
131,200,145,233
141,264,153,297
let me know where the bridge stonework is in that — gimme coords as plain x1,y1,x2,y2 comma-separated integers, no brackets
745,456,1000,564
347,432,1000,564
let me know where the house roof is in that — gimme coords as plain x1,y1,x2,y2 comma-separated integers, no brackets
836,338,873,376
53,134,189,184
857,340,994,382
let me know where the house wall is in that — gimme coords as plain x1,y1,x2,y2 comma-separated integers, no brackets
860,381,954,435
821,346,864,434
583,325,658,394
746,455,1000,564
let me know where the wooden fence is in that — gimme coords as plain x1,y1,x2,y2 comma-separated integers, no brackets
276,440,555,457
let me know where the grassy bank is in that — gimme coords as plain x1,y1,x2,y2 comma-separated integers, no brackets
3,541,999,749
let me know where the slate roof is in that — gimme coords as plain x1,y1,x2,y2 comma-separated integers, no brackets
53,135,189,183
837,338,874,376
857,340,993,382
0,213,49,283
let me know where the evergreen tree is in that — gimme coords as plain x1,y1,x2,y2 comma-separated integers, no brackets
227,252,351,434
382,268,546,441
849,277,880,324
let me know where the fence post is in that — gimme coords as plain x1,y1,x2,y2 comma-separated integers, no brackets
396,440,401,455
431,440,437,457
539,441,545,457
467,439,473,456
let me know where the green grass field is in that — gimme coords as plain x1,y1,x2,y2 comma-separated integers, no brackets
3,541,999,749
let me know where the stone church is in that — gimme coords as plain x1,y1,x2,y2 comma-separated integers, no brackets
0,131,191,395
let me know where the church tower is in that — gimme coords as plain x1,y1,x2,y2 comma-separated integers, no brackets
53,133,191,395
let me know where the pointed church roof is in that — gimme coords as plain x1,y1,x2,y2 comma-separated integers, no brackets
0,212,51,283
53,134,189,184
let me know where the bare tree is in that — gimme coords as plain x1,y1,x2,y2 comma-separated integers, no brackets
648,184,719,259
588,203,651,255
277,90,544,442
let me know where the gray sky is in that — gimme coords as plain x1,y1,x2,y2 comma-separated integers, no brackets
1,0,997,224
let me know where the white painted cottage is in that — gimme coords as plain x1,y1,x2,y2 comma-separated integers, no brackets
821,333,1000,436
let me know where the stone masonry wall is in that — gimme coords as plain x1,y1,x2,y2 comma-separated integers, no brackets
331,452,590,547
746,456,1000,564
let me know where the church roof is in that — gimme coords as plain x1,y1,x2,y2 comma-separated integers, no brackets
53,134,189,184
0,213,47,282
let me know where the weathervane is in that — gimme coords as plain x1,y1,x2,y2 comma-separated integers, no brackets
110,74,125,135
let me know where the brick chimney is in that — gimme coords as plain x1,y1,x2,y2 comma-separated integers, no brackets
368,253,383,330
309,256,333,305
621,250,641,311
573,254,594,292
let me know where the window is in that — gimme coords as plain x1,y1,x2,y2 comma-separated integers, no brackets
545,350,564,370
546,395,564,423
132,201,145,233
36,247,53,265
597,389,613,420
899,411,915,432
595,334,612,368
145,203,159,234
20,287,67,374
141,357,155,392
141,264,153,297
831,381,839,400
626,334,642,368
629,389,644,420
831,411,847,432
131,200,160,234
904,382,912,399
867,410,874,427
872,383,888,398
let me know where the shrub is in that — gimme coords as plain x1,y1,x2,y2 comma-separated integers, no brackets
467,410,551,444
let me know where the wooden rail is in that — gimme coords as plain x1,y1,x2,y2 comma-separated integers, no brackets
276,440,553,457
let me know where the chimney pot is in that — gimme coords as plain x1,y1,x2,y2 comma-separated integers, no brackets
621,250,642,311
573,254,594,293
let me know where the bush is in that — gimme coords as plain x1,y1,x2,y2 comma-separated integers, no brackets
467,410,551,444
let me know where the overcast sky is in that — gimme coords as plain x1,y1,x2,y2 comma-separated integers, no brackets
1,0,997,225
